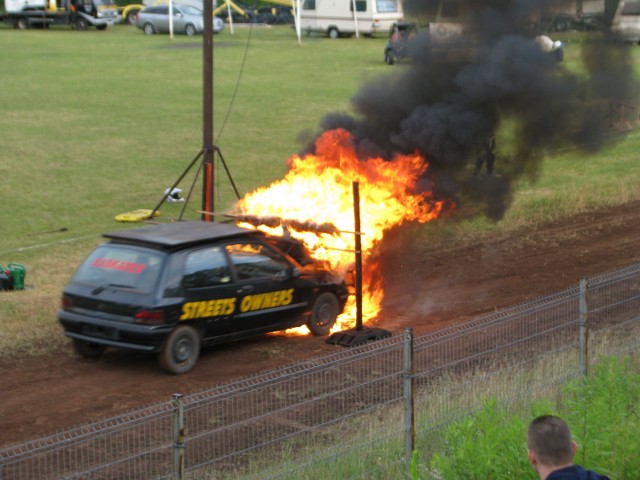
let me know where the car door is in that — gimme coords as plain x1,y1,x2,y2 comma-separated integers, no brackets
171,6,186,32
155,5,170,32
225,241,306,332
178,245,239,338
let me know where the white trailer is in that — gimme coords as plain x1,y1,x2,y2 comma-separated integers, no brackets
299,0,403,39
541,0,606,31
611,0,640,44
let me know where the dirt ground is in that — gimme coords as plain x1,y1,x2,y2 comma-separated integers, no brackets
2,200,640,449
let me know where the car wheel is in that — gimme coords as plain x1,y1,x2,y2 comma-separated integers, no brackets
185,23,196,36
75,17,88,30
127,11,139,25
143,22,155,35
385,51,395,65
554,18,568,32
307,292,339,336
159,325,200,374
328,27,339,39
16,17,29,30
73,338,106,358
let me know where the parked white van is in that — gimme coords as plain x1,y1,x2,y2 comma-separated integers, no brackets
611,1,640,43
299,0,404,39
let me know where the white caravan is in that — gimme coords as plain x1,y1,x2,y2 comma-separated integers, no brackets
611,1,640,43
299,0,404,38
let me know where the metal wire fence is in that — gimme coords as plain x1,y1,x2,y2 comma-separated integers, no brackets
1,263,639,480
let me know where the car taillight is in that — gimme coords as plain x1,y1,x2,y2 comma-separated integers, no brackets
61,295,73,310
134,309,166,325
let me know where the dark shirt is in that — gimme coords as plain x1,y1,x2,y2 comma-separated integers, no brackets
546,465,611,480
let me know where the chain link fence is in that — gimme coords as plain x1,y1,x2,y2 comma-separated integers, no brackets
2,263,639,479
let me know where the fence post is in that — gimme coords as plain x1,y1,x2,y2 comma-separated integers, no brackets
404,328,415,478
579,278,589,379
172,393,185,480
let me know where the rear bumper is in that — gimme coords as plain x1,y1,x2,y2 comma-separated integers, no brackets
59,309,174,353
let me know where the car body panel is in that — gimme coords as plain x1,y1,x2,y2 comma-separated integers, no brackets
58,221,349,369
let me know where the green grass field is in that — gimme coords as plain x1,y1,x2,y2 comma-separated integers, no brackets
1,25,640,357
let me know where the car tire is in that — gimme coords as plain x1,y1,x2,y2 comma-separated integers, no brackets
143,22,155,35
307,292,339,336
75,17,88,30
385,51,395,65
554,18,568,32
73,338,106,358
328,27,339,39
159,325,200,374
185,23,196,36
126,11,139,25
16,17,29,30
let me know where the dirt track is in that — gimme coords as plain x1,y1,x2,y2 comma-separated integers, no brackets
2,201,639,449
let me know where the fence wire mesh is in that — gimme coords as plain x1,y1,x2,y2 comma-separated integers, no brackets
1,263,639,480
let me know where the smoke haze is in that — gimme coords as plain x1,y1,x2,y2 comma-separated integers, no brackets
304,0,637,220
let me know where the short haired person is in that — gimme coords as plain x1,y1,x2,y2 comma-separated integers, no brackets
527,415,610,480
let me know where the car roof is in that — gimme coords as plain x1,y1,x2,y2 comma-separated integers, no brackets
103,221,263,250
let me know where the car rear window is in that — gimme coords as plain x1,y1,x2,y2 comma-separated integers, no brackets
72,244,165,294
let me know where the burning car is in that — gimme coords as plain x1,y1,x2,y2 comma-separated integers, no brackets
58,221,349,374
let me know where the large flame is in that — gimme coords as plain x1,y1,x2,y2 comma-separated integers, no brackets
234,128,449,333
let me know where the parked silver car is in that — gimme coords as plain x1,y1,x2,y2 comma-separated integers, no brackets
136,4,224,35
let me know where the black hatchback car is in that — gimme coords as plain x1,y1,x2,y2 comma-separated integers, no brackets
384,22,418,65
59,221,349,374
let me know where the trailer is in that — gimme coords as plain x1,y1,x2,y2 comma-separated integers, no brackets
2,0,121,30
611,0,640,43
421,1,566,64
299,0,404,39
541,0,606,31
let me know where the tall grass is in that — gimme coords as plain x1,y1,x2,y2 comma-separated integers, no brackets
1,26,640,358
428,355,640,479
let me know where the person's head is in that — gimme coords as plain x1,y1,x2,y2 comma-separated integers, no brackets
527,415,577,473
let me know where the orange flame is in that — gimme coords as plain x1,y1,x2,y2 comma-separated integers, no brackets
234,128,448,333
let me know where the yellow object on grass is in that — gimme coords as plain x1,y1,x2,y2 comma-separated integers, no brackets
115,209,160,223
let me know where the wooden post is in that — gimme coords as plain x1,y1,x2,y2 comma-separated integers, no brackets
202,0,214,221
353,181,363,331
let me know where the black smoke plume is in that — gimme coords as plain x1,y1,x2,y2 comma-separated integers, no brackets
302,0,637,220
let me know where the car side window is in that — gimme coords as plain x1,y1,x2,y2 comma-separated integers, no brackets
183,246,232,289
226,242,290,280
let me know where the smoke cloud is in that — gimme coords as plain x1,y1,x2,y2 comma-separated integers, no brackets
304,0,637,220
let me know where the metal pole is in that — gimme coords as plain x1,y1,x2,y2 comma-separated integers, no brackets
202,0,214,221
353,181,363,331
403,328,415,477
351,0,359,38
579,278,588,379
172,393,185,480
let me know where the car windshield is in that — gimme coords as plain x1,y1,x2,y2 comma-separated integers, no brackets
178,5,202,15
72,244,165,294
